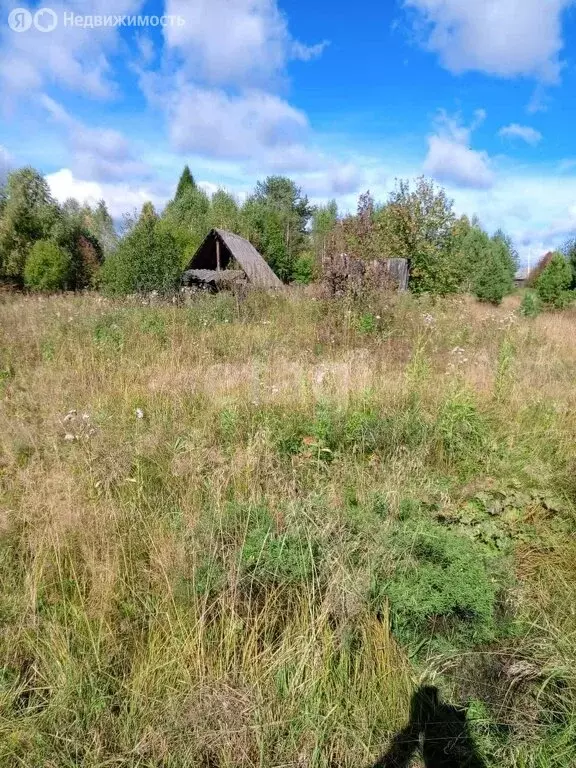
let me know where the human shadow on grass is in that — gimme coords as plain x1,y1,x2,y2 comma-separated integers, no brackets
372,686,487,768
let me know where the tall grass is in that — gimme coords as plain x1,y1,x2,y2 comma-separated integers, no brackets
0,289,575,766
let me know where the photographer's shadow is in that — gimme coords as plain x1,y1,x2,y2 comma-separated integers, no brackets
373,686,487,768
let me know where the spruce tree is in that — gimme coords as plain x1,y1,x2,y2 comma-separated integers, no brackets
536,252,573,309
175,166,196,202
473,242,513,304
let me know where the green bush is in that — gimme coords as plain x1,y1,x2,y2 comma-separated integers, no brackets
381,523,500,649
99,204,182,295
536,253,573,309
291,252,317,284
472,242,513,304
24,239,72,291
357,312,378,334
519,291,542,318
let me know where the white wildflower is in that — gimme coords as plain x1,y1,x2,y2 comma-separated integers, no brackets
64,433,75,441
135,408,144,419
422,313,436,327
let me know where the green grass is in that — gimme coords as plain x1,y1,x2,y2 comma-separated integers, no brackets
0,289,575,766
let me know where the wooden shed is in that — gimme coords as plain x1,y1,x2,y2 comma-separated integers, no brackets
183,229,282,290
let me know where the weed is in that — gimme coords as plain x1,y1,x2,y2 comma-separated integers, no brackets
378,522,504,651
1,290,575,766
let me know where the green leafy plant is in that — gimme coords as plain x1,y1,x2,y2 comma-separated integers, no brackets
357,312,378,334
536,252,573,309
519,291,542,317
436,390,488,470
380,523,501,650
24,239,72,291
239,510,319,588
100,203,181,295
291,252,317,284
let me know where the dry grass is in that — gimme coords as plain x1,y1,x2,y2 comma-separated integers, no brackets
0,289,575,767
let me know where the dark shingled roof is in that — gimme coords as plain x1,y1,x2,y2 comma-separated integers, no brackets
184,229,282,289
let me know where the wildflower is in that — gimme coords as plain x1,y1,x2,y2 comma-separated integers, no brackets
64,433,75,441
135,408,144,419
422,313,436,327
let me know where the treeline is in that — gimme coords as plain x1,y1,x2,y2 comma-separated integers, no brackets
1,164,575,306
0,166,319,293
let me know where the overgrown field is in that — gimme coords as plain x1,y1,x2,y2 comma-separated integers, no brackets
1,290,576,767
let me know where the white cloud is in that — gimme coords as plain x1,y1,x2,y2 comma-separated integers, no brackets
163,0,327,86
0,0,146,104
434,172,576,263
291,40,330,62
136,1,329,175
299,163,366,197
499,123,543,145
424,137,494,189
405,0,574,82
40,95,149,182
0,144,12,182
423,111,495,189
46,168,165,219
150,80,309,163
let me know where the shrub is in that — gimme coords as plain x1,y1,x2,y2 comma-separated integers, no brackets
472,243,513,305
50,217,103,289
527,251,555,288
536,252,573,309
24,239,72,291
377,177,459,295
291,252,317,284
381,523,500,649
99,204,182,295
519,291,542,318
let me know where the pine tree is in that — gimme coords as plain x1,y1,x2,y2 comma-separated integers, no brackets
562,237,576,289
536,252,573,308
492,228,518,278
472,242,513,304
175,166,196,202
243,176,312,281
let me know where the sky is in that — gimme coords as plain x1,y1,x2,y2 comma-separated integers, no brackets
1,0,576,265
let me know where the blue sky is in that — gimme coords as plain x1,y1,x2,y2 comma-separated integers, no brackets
1,0,576,264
